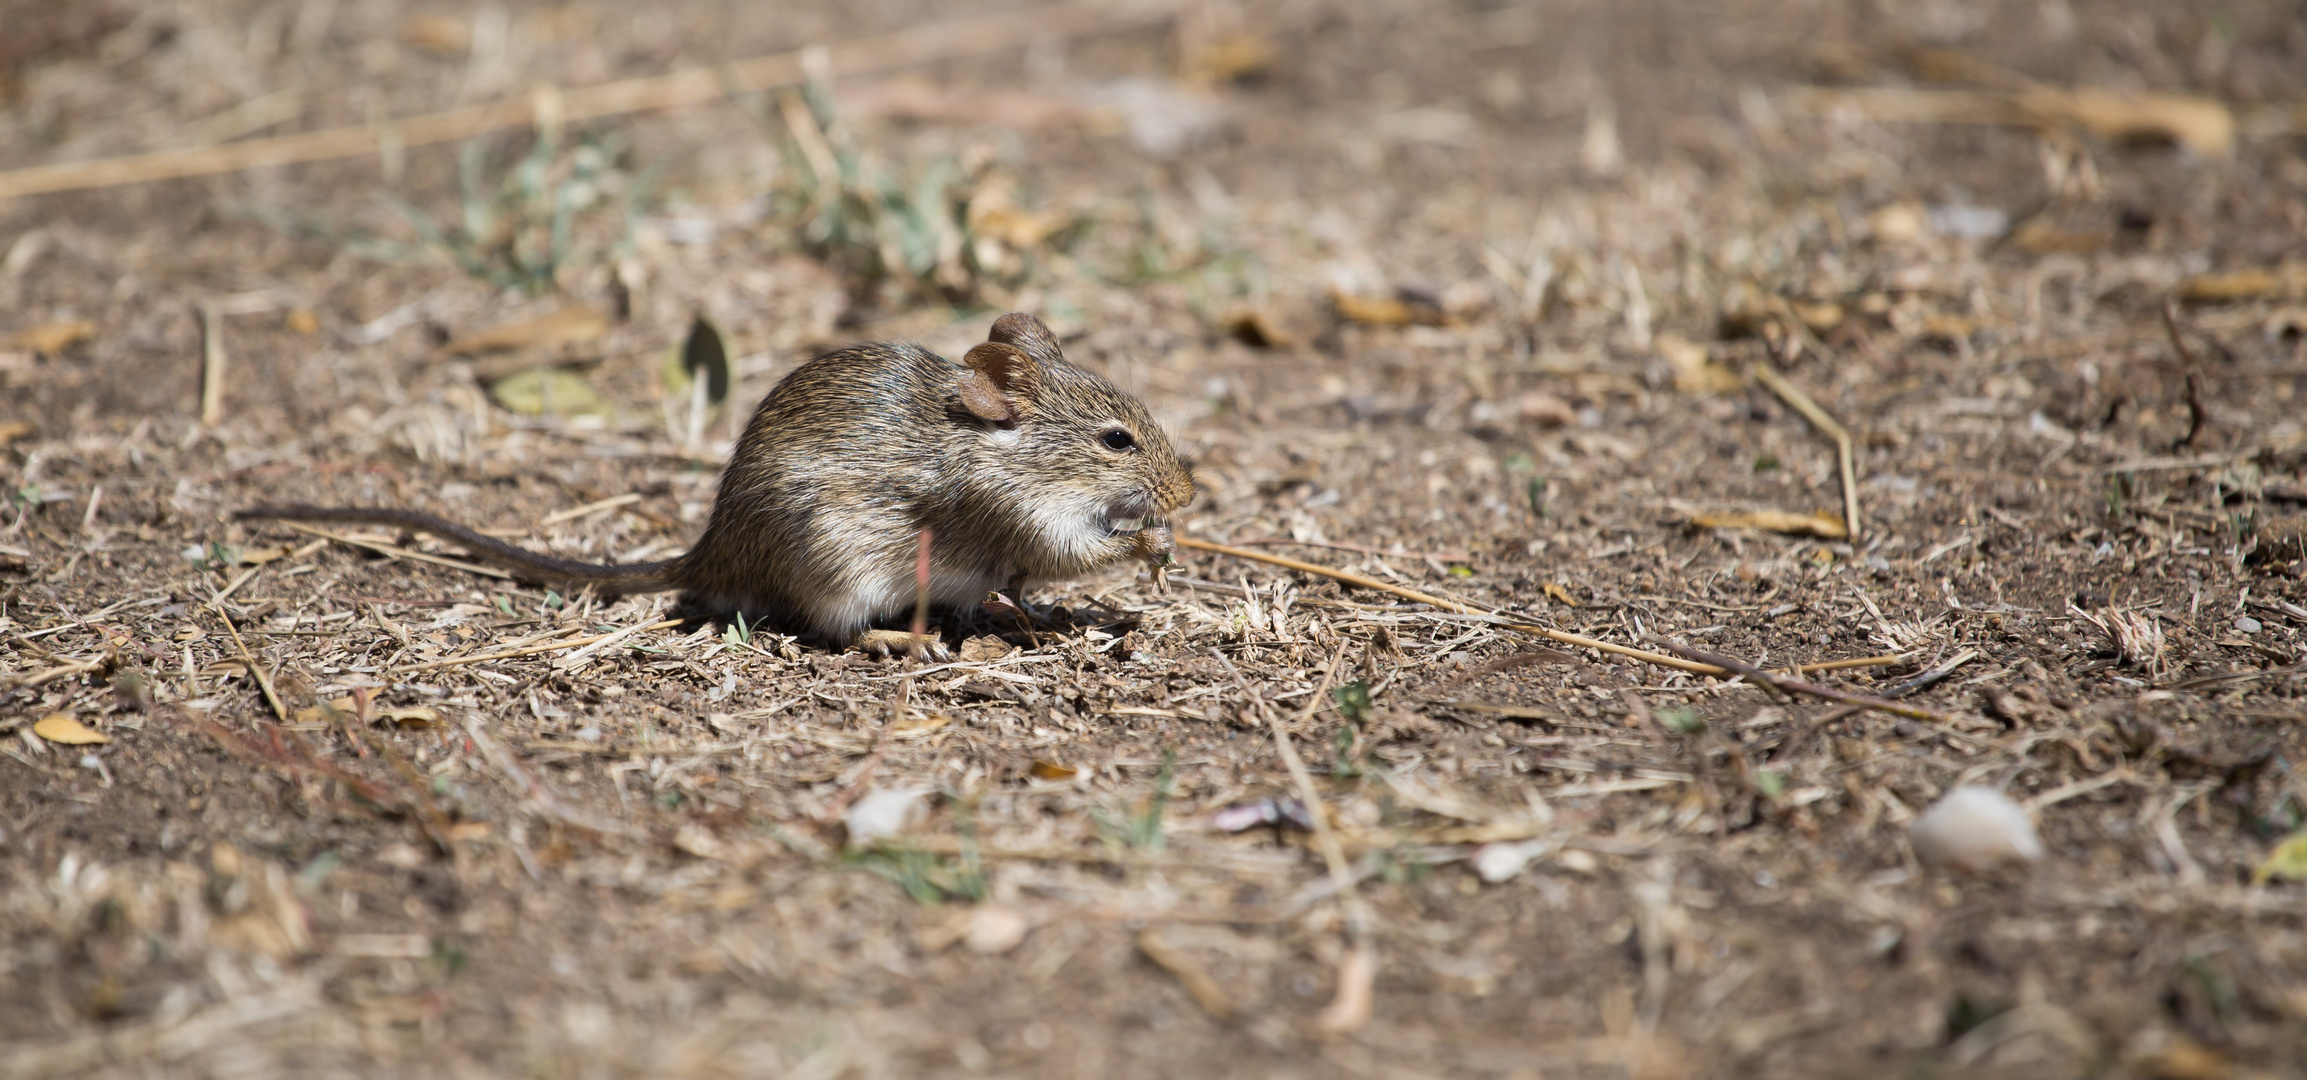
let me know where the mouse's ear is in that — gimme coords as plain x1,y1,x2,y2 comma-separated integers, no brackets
987,312,1063,364
958,342,1038,427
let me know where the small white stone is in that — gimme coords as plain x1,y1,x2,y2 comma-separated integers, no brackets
843,787,932,848
1909,787,2043,872
963,906,1031,954
2234,615,2262,634
1473,839,1550,883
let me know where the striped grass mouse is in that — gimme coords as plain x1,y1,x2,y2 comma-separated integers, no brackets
239,312,1195,658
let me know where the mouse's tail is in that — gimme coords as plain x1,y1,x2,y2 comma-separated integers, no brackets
235,505,678,593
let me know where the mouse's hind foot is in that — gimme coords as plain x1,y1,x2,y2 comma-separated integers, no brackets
851,629,950,662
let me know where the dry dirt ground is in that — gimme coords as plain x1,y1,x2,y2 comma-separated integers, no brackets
6,1,2307,1077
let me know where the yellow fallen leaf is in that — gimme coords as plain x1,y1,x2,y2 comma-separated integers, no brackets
1790,301,1844,332
1030,759,1078,780
1183,32,1273,85
488,368,607,417
2178,263,2307,303
0,420,31,447
1690,510,1849,539
1657,333,1742,395
284,309,320,335
444,307,609,357
890,713,949,737
12,320,95,354
33,712,110,745
1542,583,1579,607
2254,831,2307,885
1331,292,1415,326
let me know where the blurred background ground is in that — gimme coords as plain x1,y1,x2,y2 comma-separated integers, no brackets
4,1,2307,1076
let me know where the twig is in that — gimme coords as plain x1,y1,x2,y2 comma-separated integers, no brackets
2164,301,2208,451
391,619,682,673
211,607,289,726
1209,649,1374,1035
1179,537,1895,678
909,527,933,662
536,492,642,527
198,303,227,426
0,2,1175,200
1641,635,1978,733
1881,648,1980,698
1752,362,1863,544
272,521,514,580
1230,537,1476,564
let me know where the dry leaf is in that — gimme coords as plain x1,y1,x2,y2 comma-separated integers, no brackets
12,319,95,354
403,13,470,56
1542,583,1579,607
1331,292,1414,326
1029,759,1078,780
1515,391,1575,428
1657,333,1741,395
0,420,31,446
285,309,320,334
444,307,609,357
381,706,441,728
1690,510,1849,539
2017,87,2235,158
33,712,109,745
1183,32,1273,85
1222,307,1299,348
488,369,607,417
2179,263,2307,303
1789,300,1844,332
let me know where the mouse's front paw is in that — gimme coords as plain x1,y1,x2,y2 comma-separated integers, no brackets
851,629,950,661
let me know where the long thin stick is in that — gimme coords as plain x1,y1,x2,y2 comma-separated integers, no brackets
0,2,1174,201
198,304,227,426
1641,635,1975,734
1210,650,1375,1035
1178,536,1902,678
395,618,683,673
212,607,289,725
274,521,514,580
1753,362,1863,544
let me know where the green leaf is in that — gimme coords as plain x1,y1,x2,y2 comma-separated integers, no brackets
1332,680,1373,725
1657,706,1704,734
1754,770,1786,799
2253,831,2307,885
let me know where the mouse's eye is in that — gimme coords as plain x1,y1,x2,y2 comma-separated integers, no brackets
1101,429,1137,451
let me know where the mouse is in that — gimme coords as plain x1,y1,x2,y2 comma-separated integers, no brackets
238,312,1195,658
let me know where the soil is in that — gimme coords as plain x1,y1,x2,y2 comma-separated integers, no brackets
5,1,2307,1077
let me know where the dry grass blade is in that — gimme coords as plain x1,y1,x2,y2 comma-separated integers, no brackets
1752,363,1862,544
1211,649,1375,1035
389,619,680,673
1180,536,1723,674
1181,537,1902,677
210,608,288,726
0,2,1176,200
1136,928,1237,1020
197,303,227,426
1642,635,1965,728
272,521,514,580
